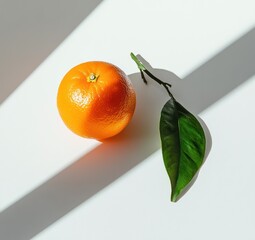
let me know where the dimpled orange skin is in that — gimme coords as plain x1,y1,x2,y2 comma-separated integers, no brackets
57,61,136,140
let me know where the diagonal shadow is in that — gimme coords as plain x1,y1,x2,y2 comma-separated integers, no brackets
0,27,254,240
0,0,104,104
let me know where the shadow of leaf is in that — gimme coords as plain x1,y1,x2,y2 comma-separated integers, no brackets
1,26,255,239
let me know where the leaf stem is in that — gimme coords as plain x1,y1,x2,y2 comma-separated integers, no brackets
130,53,175,100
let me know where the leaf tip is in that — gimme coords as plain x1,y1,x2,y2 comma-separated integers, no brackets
171,193,178,203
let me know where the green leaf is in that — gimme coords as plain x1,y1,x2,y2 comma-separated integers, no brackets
160,98,206,202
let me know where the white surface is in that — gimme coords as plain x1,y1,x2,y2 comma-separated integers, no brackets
0,0,255,239
0,0,102,103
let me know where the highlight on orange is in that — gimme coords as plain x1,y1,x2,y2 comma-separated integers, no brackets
57,61,136,140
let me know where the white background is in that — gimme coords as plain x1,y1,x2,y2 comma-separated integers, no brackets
0,0,102,104
1,0,255,239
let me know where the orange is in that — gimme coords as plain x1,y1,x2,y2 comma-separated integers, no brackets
57,61,136,140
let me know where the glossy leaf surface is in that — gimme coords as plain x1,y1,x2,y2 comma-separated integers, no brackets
160,98,206,202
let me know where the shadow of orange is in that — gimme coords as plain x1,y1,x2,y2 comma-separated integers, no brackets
0,27,255,240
